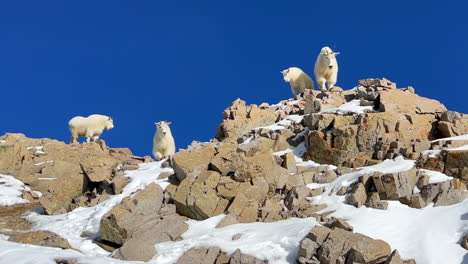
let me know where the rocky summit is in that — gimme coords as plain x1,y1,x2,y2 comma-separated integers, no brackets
0,78,467,264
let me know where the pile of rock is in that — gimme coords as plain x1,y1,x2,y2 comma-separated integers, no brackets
99,183,188,261
302,79,459,167
297,223,415,264
166,142,334,224
176,248,267,264
0,133,151,215
419,148,468,185
345,169,467,209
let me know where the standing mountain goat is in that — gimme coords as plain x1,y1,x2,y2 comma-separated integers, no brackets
152,121,176,160
281,67,314,96
68,114,114,144
314,46,340,91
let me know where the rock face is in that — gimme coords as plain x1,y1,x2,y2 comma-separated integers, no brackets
215,99,278,142
99,183,188,262
0,133,142,215
298,226,392,264
302,79,458,167
345,169,467,209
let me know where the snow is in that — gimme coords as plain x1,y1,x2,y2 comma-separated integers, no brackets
0,140,5,143
419,169,453,184
432,134,468,142
325,156,415,192
27,146,45,154
255,115,303,131
26,161,173,256
0,239,135,264
309,157,467,264
152,215,318,264
321,99,374,115
323,199,468,264
0,174,30,206
422,144,468,158
38,178,57,181
274,142,336,170
239,135,254,145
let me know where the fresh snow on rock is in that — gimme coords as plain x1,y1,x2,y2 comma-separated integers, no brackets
26,161,173,256
255,114,303,131
152,215,318,264
419,169,454,184
321,99,374,115
0,174,30,206
309,157,467,264
432,134,468,142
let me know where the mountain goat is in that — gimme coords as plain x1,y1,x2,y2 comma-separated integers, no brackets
68,114,114,144
314,46,340,91
281,67,314,96
152,121,176,160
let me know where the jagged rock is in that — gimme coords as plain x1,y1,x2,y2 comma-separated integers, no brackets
216,214,239,228
171,172,229,220
378,88,446,114
346,183,367,208
0,133,134,215
365,192,388,210
233,152,289,190
444,150,468,184
113,214,188,261
281,152,297,173
100,183,164,245
176,247,220,264
237,137,275,157
7,230,71,249
172,143,216,181
284,185,311,211
384,250,404,264
433,187,468,207
323,218,353,231
112,175,130,194
409,194,426,208
229,249,268,264
299,226,391,264
373,172,412,200
215,99,278,142
461,234,468,250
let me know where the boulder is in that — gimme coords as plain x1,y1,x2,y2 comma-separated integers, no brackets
0,133,134,215
100,183,164,245
298,226,391,264
176,247,221,264
7,230,71,249
229,249,268,264
113,214,188,261
172,143,216,181
215,99,278,142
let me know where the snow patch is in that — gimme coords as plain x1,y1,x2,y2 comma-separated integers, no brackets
321,99,373,115
419,169,453,184
26,161,173,256
152,215,318,264
432,134,468,142
0,174,30,206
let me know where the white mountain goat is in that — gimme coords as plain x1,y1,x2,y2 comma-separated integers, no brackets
281,67,314,96
314,46,340,91
68,114,114,144
152,121,176,160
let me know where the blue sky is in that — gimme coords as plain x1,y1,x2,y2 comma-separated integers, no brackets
0,1,466,156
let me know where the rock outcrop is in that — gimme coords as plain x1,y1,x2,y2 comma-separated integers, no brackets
0,133,148,215
298,225,398,264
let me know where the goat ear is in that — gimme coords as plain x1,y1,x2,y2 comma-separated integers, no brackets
333,52,340,56
167,122,171,125
108,116,113,121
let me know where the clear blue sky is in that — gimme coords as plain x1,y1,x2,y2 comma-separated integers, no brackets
0,1,466,156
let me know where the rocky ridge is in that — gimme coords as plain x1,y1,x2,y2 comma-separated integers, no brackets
0,78,467,263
